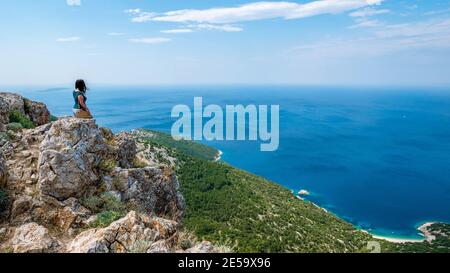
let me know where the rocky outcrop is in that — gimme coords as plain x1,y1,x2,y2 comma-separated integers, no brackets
24,99,50,126
0,97,9,132
0,93,25,114
186,241,216,253
67,211,177,253
0,92,51,129
38,118,110,200
7,123,51,197
51,198,92,232
113,167,184,221
11,223,59,253
115,132,137,169
0,93,217,253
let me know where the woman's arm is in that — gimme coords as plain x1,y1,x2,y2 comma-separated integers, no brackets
78,95,90,113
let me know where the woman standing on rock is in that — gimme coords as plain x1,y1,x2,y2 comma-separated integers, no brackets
73,79,93,119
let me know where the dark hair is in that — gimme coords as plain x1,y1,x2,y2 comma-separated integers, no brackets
75,79,87,93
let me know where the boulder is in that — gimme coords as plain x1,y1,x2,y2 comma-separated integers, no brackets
113,167,184,221
0,97,9,131
52,198,92,231
0,92,24,114
11,222,58,253
38,118,110,200
186,241,216,253
115,132,137,168
6,124,52,192
24,98,50,126
67,211,178,253
147,240,171,253
10,195,33,221
0,93,52,128
100,127,114,142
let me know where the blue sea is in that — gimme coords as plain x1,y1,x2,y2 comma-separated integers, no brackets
7,85,450,240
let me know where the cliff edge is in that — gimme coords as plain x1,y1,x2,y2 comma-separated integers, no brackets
0,92,216,253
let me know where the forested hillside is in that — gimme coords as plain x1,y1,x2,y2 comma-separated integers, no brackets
133,129,450,253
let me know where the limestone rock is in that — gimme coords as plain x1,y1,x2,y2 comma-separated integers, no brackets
113,167,184,221
6,123,52,196
10,195,33,221
0,97,9,131
147,240,171,253
52,198,92,231
0,94,200,253
115,132,137,168
0,92,25,114
186,241,216,253
0,93,51,127
67,211,178,253
11,222,58,253
38,118,109,200
24,98,50,126
66,228,109,253
100,127,114,142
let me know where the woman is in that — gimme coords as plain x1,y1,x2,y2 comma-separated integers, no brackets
73,79,93,119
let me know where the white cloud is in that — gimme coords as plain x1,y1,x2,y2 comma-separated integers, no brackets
349,7,389,28
350,18,383,28
124,9,141,14
375,19,450,39
66,0,81,6
289,18,450,59
56,37,80,42
128,0,383,24
108,32,125,36
160,29,193,34
350,7,389,17
129,37,172,44
424,8,450,16
131,12,157,23
193,24,244,32
160,24,243,34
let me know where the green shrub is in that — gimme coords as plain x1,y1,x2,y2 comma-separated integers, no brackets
180,239,193,250
82,192,125,214
0,132,10,142
49,115,59,122
81,195,104,212
101,192,126,212
82,192,126,229
6,122,23,132
99,159,117,172
90,211,125,228
9,110,35,129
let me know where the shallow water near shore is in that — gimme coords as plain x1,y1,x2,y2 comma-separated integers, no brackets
8,85,450,240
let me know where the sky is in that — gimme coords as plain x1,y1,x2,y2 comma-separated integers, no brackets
1,0,450,86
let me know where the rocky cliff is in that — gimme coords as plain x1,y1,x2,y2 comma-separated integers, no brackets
0,92,216,253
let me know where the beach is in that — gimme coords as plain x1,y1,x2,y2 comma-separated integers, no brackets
371,222,437,243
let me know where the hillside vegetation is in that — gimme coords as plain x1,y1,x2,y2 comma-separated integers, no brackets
134,130,373,252
134,129,450,253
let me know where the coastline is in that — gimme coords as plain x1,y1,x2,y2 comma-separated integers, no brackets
293,189,434,244
371,234,424,243
369,222,437,243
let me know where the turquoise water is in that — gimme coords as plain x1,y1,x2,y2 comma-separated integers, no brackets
9,85,450,239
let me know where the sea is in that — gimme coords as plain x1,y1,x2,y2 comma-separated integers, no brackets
5,85,450,240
